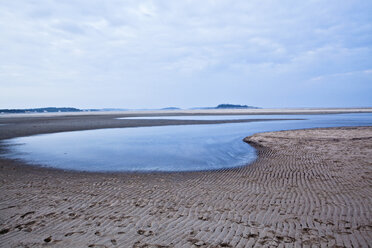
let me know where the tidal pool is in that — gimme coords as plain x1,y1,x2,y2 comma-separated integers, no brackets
1,113,371,172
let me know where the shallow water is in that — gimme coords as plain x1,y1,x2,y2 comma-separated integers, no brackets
2,113,371,172
116,115,292,120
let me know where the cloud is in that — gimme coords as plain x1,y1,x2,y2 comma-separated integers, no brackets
309,69,372,82
0,0,371,108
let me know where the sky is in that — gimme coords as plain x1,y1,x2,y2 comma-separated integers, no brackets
1,0,371,109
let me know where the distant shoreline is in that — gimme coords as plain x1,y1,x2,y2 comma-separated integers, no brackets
0,104,260,114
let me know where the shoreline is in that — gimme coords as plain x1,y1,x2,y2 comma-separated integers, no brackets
0,113,371,246
0,118,298,141
0,108,370,142
1,124,365,176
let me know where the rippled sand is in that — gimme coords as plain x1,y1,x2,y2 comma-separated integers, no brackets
0,127,371,247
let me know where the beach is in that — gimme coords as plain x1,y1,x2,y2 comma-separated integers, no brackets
0,111,371,247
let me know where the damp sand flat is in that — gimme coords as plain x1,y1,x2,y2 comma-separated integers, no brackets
0,127,371,247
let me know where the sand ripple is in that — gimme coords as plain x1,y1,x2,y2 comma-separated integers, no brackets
0,127,371,247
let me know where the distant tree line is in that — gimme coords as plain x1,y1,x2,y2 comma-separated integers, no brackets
0,107,82,114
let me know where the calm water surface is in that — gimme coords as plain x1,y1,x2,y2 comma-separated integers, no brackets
116,115,292,120
1,113,371,172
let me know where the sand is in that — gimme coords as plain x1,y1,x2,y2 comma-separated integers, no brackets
0,113,371,247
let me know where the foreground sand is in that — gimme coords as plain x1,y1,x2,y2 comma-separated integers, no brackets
0,127,371,247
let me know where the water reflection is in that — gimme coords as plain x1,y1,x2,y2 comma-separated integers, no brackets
2,113,371,172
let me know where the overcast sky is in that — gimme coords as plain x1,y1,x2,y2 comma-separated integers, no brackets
1,0,371,109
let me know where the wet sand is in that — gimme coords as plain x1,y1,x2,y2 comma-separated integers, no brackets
0,113,371,247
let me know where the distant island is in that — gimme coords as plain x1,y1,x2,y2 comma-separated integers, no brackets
216,104,259,109
0,107,82,114
191,104,259,110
